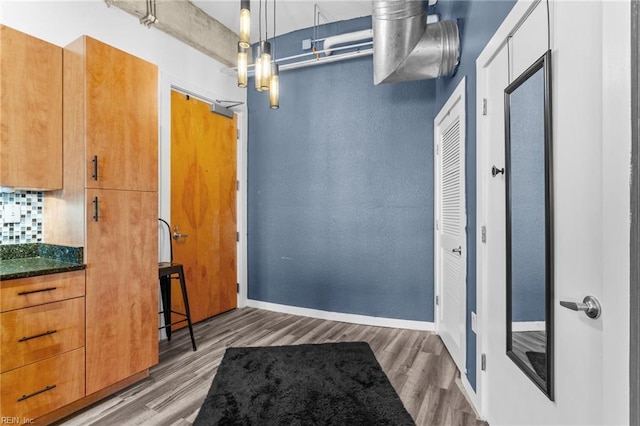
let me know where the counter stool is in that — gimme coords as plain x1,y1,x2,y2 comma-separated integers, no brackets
158,218,197,351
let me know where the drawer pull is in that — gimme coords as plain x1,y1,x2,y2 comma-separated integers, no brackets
18,330,58,342
17,384,57,402
92,155,99,180
17,287,57,296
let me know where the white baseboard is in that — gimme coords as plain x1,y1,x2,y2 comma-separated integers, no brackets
245,299,435,331
511,321,546,332
460,374,482,418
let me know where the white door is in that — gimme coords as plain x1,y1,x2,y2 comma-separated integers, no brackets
434,78,467,373
476,1,629,424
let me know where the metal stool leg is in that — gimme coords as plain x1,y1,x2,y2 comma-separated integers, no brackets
177,265,197,351
159,275,172,340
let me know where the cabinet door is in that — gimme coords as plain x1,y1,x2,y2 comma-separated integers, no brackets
84,37,157,192
1,348,84,420
0,25,62,190
85,188,158,395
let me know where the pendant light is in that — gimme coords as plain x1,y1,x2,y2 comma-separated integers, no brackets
237,0,280,108
254,43,263,91
253,0,263,91
269,0,279,109
259,0,271,91
237,44,248,88
269,63,279,109
260,41,271,90
239,0,251,49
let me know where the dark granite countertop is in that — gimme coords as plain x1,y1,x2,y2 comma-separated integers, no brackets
0,243,86,280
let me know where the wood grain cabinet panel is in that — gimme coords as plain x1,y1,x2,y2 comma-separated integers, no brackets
1,297,85,373
0,348,84,420
84,188,158,394
64,36,158,192
0,270,85,312
0,25,62,190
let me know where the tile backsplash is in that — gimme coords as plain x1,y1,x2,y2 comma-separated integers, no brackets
0,191,43,244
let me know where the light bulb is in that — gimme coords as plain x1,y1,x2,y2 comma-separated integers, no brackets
269,63,279,109
237,44,248,88
239,0,250,48
254,44,263,92
260,41,271,91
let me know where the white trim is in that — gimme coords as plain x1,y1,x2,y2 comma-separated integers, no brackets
434,76,467,375
511,321,546,332
477,0,542,70
476,0,548,419
461,373,482,418
245,300,435,331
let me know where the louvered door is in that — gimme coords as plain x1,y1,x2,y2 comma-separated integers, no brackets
434,79,467,373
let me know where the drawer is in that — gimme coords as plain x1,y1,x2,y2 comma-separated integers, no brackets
1,270,85,312
1,297,84,372
0,347,84,420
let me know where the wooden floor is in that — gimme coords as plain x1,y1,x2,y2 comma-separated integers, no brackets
59,308,487,426
512,330,546,381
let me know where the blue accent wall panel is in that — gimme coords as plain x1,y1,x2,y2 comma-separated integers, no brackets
248,17,436,321
435,0,517,390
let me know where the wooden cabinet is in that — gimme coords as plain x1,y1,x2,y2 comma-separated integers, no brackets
1,348,85,420
1,297,85,372
0,272,86,419
0,25,62,190
85,189,157,394
45,35,158,398
66,36,157,192
0,270,85,312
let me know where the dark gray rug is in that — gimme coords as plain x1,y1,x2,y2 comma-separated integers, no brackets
193,342,415,426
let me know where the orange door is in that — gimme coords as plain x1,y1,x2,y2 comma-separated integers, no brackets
170,90,237,325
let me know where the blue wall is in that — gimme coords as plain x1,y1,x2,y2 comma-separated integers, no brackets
248,0,517,390
435,0,516,389
248,17,436,321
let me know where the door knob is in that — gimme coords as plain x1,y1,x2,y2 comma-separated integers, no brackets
452,246,462,255
173,226,188,240
491,166,505,177
559,295,601,319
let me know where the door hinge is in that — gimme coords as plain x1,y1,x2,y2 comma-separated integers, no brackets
237,128,240,139
237,283,240,293
236,232,239,242
481,353,487,371
435,295,439,306
435,219,439,231
481,226,487,243
482,98,488,116
236,180,239,191
436,144,440,155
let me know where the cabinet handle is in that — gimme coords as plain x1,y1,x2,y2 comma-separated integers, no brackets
18,330,58,343
93,196,99,222
17,287,57,296
92,155,99,181
17,384,57,402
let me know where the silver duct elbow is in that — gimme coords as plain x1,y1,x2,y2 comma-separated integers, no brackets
372,0,460,84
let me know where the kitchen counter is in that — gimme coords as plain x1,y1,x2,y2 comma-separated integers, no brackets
0,243,85,280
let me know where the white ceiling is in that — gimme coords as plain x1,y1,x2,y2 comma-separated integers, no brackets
193,1,372,42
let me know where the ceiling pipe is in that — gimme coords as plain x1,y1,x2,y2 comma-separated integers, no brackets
322,14,439,57
372,0,459,84
323,29,373,56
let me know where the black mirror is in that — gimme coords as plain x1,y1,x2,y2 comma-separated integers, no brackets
504,50,554,400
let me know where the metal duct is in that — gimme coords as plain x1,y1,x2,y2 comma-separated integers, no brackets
372,0,460,84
